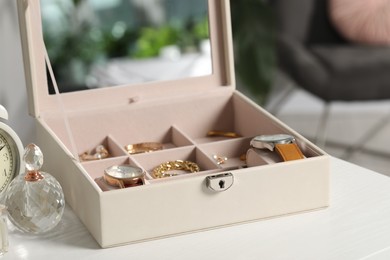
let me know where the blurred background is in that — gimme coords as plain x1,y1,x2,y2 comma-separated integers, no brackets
1,0,390,176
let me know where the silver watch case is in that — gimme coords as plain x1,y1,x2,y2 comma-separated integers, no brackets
250,134,295,151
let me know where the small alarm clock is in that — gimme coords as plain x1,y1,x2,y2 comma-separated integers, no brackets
0,105,24,193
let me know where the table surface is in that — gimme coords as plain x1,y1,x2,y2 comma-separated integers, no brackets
3,157,390,260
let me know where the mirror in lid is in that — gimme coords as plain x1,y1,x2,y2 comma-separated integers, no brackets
40,0,211,94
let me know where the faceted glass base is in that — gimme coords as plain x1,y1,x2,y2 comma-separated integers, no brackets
5,172,65,234
0,205,8,255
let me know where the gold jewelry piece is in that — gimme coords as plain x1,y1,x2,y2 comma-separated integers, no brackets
152,160,200,178
104,165,145,188
79,145,109,161
207,130,241,138
125,142,163,155
213,155,228,165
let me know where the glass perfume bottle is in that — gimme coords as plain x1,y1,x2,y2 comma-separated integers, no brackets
5,143,65,234
0,205,8,255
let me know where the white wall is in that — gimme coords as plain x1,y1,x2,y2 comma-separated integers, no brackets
0,0,36,145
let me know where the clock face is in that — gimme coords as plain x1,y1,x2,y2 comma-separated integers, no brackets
0,129,20,192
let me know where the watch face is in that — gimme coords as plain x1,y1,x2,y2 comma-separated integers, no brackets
250,134,295,151
254,134,294,143
0,130,20,192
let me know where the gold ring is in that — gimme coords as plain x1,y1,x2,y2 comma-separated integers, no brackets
125,142,163,155
104,165,145,188
207,130,241,138
152,160,200,178
79,145,110,161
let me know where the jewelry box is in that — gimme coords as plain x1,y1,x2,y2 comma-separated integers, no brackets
17,0,330,247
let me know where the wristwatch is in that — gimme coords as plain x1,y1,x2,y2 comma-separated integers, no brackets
250,134,304,161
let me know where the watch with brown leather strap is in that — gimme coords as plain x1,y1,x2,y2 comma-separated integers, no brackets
250,134,305,161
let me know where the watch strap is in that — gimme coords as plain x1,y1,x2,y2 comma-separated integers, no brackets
275,143,304,161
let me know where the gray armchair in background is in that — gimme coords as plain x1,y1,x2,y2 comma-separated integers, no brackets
273,0,390,157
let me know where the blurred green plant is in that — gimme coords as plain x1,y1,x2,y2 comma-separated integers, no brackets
230,0,276,104
132,16,209,58
133,26,179,58
44,6,209,65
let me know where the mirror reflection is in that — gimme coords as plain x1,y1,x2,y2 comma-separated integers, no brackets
40,0,211,93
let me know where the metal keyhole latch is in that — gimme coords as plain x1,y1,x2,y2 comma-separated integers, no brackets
206,173,234,192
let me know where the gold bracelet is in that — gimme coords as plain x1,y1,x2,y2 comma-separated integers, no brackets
207,130,241,138
152,160,200,178
125,142,163,155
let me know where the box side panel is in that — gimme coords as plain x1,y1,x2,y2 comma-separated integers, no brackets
99,156,329,247
35,119,104,245
232,91,328,156
16,0,39,116
212,0,235,87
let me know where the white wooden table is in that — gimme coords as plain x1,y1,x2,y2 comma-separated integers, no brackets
3,157,390,260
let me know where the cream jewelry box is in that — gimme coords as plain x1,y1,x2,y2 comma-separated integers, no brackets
17,0,330,248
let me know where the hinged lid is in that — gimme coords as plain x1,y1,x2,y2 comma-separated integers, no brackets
17,0,235,117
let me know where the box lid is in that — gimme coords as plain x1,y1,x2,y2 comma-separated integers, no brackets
17,0,235,117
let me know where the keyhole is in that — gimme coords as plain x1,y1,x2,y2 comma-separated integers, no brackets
219,180,225,189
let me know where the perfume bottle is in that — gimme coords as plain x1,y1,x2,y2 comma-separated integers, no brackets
0,205,8,255
5,143,65,234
